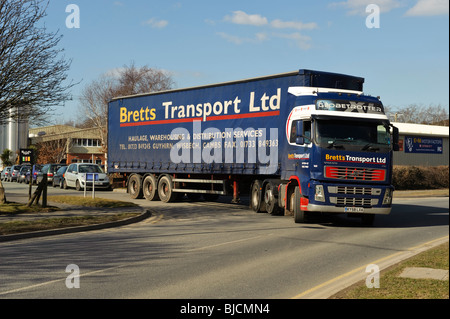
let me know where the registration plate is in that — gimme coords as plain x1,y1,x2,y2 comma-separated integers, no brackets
344,207,364,213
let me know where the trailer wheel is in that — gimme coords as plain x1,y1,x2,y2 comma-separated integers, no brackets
292,186,308,223
143,175,159,201
265,182,281,215
250,180,265,213
158,175,176,203
128,174,143,199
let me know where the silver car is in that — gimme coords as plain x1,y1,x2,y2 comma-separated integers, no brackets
1,167,11,181
64,163,110,191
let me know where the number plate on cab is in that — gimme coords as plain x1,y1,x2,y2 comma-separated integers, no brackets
344,207,364,213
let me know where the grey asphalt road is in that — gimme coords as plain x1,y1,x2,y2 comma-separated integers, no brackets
0,182,448,300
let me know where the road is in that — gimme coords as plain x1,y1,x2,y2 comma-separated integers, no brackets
0,182,448,301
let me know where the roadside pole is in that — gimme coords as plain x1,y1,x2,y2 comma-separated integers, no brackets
83,173,97,199
0,179,6,204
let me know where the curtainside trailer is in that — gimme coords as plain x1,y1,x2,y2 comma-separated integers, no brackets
108,69,399,225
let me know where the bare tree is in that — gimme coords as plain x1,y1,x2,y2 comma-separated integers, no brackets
0,0,76,125
386,103,449,126
80,62,174,150
35,139,71,164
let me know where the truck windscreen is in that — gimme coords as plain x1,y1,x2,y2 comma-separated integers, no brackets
315,119,391,151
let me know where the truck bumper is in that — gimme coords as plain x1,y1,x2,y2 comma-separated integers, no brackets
306,203,392,215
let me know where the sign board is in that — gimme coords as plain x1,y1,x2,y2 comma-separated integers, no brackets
19,149,34,164
404,136,443,154
315,99,384,115
85,173,99,181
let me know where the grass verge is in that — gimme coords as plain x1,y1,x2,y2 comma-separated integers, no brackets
331,243,449,299
0,202,59,214
0,196,141,236
47,195,139,208
0,213,140,235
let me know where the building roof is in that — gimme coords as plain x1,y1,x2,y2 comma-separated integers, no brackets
392,122,449,137
29,125,104,143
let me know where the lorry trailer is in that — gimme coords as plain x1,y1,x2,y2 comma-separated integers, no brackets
108,69,399,225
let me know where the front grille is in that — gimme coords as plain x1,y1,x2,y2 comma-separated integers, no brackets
325,166,386,181
337,186,372,195
336,197,372,207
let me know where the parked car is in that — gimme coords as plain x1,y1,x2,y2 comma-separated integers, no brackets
17,165,31,183
52,166,68,188
25,164,43,184
1,167,11,181
64,163,110,191
8,165,22,182
37,163,65,184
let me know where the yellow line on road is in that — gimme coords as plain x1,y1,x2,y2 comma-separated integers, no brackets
291,235,449,299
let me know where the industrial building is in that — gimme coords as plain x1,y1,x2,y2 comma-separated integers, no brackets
28,125,106,166
0,111,29,168
392,122,449,166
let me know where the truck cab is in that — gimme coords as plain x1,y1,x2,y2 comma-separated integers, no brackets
281,86,398,225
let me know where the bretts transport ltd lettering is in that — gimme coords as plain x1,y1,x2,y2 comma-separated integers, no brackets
119,89,281,127
325,154,386,164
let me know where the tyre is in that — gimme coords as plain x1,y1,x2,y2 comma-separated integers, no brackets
76,180,82,191
264,182,282,215
63,179,68,189
128,174,143,199
250,180,265,213
292,186,308,223
158,175,176,203
143,175,159,201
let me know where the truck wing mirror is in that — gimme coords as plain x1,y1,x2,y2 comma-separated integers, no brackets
295,120,305,145
295,136,305,145
392,125,400,151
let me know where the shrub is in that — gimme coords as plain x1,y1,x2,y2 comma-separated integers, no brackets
393,166,449,190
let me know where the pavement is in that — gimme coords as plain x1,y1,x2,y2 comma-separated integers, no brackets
0,187,448,298
0,190,153,242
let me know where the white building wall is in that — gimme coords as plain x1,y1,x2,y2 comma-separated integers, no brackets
0,109,29,168
392,122,449,167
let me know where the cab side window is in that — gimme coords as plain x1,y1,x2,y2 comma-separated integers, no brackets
290,120,311,144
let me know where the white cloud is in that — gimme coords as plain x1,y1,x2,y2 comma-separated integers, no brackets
224,11,268,26
220,10,316,50
405,0,449,16
217,32,268,45
143,18,169,29
330,0,403,15
271,19,318,30
273,32,312,50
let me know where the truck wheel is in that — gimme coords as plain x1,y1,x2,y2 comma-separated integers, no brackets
250,180,265,213
292,186,307,223
143,175,159,201
158,175,176,203
128,174,143,199
265,182,281,215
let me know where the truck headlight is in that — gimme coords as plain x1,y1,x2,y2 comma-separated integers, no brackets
382,188,392,205
315,185,325,202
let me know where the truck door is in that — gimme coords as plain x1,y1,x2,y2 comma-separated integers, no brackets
285,119,312,174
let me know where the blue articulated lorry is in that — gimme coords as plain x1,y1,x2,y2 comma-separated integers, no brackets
108,69,399,225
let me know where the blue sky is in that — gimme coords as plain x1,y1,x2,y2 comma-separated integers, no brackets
44,0,449,124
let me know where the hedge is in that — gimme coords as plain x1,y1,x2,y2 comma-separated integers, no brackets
393,165,449,190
